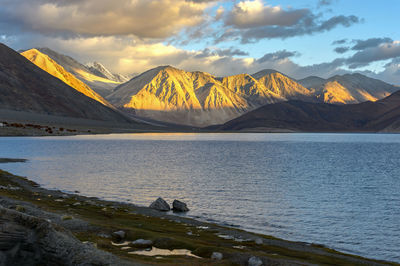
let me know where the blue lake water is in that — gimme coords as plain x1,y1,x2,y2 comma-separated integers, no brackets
0,133,399,262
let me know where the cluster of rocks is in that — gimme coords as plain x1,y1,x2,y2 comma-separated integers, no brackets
149,197,189,212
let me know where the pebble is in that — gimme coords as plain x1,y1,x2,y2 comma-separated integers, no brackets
211,252,223,260
248,256,263,266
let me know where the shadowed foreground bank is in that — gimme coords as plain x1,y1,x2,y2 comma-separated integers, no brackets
0,163,397,265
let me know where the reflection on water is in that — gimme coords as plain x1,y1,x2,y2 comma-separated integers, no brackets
0,133,399,262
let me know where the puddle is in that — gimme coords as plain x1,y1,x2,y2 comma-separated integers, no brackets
129,247,200,258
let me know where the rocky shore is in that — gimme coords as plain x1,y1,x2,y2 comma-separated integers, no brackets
0,161,397,265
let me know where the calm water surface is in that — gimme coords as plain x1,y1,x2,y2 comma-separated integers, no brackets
0,133,399,262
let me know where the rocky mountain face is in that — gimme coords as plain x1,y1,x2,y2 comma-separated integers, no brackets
107,66,316,126
298,73,398,104
35,48,124,97
0,43,131,123
217,90,400,132
21,49,113,108
86,62,129,83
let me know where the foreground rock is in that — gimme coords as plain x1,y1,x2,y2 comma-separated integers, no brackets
0,206,133,265
112,230,126,241
211,252,223,260
149,197,170,211
172,200,189,212
131,239,153,248
248,256,263,266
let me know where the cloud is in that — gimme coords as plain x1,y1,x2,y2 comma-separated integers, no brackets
195,47,249,58
225,0,310,28
235,15,359,43
215,0,360,43
347,41,400,68
332,39,348,45
360,58,400,85
351,37,393,51
0,0,213,38
318,0,334,6
256,50,298,63
9,32,400,84
334,47,350,54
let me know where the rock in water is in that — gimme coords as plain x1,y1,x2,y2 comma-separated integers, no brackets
149,197,170,211
172,200,189,212
248,256,263,266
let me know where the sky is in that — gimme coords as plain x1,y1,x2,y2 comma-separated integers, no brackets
1,0,400,84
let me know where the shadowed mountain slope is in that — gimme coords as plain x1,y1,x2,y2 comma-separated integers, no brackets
217,90,400,132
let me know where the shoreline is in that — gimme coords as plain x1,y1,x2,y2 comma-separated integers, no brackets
0,161,397,265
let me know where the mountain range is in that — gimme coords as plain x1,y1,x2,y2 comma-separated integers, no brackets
106,65,398,126
1,42,400,132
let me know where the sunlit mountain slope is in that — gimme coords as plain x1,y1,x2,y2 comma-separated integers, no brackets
35,48,124,97
107,66,314,126
298,73,398,104
21,49,113,108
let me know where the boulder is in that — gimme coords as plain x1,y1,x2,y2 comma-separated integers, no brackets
211,252,223,260
112,230,126,241
131,239,153,247
255,238,263,244
248,256,263,266
149,197,170,211
172,200,189,212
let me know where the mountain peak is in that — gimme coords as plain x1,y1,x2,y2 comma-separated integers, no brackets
86,61,129,83
251,69,284,79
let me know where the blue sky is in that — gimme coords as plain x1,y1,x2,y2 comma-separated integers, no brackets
0,0,399,84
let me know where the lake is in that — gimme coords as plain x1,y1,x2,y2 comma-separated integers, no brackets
0,133,399,262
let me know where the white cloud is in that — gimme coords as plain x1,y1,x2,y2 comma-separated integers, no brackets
1,0,214,38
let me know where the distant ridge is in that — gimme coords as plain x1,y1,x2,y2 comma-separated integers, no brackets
217,90,400,132
298,73,398,104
